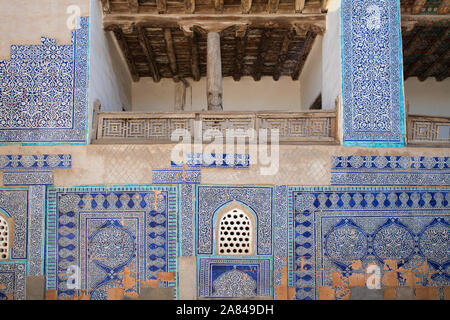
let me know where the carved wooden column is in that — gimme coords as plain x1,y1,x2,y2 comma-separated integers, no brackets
206,31,223,111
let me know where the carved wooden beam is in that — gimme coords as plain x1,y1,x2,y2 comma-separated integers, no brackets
273,30,294,81
406,29,449,78
112,27,140,82
101,0,111,13
267,0,280,14
215,0,224,12
253,29,272,81
163,28,180,82
137,26,161,82
104,14,326,30
418,50,450,81
185,0,195,13
403,27,424,57
241,0,252,14
233,25,248,81
157,0,167,14
188,32,200,81
438,0,449,15
412,0,427,15
128,0,139,13
292,29,316,80
401,14,450,27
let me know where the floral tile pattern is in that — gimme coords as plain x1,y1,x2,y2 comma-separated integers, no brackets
341,0,405,146
0,18,89,144
288,186,450,300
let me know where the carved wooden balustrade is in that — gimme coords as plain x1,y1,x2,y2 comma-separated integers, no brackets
93,110,338,144
407,114,450,147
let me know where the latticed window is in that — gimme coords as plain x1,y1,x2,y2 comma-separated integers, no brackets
217,208,253,256
0,216,9,260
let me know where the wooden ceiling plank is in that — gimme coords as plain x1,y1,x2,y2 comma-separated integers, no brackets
406,28,450,79
291,29,317,80
163,28,180,82
253,29,272,81
412,0,427,14
273,30,294,81
234,26,248,81
113,28,140,82
403,27,424,57
137,26,161,82
418,50,450,81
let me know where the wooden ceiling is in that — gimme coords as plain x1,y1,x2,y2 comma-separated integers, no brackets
109,24,321,82
402,22,449,81
101,0,450,82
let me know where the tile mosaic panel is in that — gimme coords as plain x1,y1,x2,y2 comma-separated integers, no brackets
45,185,178,299
171,153,249,169
179,184,194,256
341,0,405,146
0,188,29,260
273,185,288,300
153,168,201,184
0,18,89,144
288,186,450,300
0,154,71,169
28,185,46,276
198,257,272,298
196,185,273,255
0,262,26,300
331,156,450,186
3,170,53,186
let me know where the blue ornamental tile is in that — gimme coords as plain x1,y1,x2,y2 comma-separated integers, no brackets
45,185,178,299
288,186,450,300
0,17,89,144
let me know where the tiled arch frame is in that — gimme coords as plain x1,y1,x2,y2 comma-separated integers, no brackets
0,209,12,261
213,200,257,257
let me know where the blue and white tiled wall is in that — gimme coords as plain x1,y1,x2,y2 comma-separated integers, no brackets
0,17,89,145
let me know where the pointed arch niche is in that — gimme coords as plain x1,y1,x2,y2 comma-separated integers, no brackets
214,201,256,256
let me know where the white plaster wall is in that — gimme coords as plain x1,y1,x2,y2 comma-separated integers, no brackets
132,76,301,112
88,0,132,141
299,36,323,110
88,0,132,112
322,0,342,110
405,78,450,117
0,0,90,59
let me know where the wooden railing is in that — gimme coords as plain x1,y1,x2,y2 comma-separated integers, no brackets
93,110,338,144
407,114,450,147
